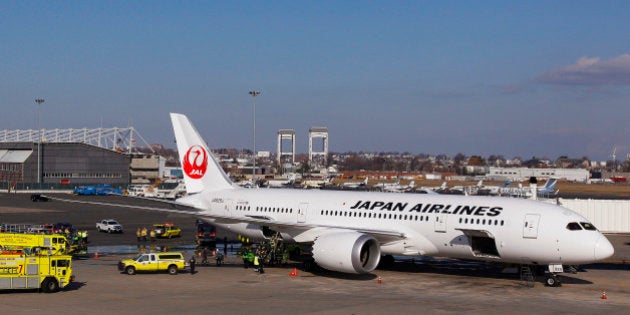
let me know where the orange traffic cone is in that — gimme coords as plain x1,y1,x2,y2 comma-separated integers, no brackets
289,267,298,277
601,290,607,300
94,252,99,259
377,276,382,284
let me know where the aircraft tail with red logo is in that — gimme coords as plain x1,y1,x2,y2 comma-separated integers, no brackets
170,113,235,193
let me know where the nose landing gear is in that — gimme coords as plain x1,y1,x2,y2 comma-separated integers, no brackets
545,274,561,287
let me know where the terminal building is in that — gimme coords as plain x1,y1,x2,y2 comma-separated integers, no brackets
486,167,590,182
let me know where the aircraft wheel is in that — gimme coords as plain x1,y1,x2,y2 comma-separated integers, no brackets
545,275,561,287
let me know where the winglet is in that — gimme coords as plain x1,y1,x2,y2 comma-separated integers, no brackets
170,113,234,193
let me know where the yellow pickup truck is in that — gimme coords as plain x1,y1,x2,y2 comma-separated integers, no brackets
118,252,186,275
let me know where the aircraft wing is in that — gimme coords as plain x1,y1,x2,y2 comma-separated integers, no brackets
49,194,405,244
238,214,405,243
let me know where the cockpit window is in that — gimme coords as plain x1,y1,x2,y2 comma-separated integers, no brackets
566,222,582,231
580,222,597,231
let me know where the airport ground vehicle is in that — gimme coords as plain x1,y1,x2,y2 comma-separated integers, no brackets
153,223,181,238
195,220,216,247
118,252,186,275
30,194,50,202
96,219,123,233
73,185,96,195
0,252,74,292
74,184,122,196
0,233,68,255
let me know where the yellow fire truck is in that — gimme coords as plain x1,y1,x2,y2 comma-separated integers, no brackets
0,252,74,292
0,233,68,255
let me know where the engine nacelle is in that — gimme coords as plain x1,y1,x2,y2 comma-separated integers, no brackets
312,232,381,274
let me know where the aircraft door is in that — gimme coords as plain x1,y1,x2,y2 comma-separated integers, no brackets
297,203,308,223
225,199,234,217
434,213,447,233
523,214,540,239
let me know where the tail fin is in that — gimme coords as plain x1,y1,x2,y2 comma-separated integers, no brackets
544,178,557,189
170,113,234,193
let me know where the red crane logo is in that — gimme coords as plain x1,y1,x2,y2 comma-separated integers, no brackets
183,145,208,179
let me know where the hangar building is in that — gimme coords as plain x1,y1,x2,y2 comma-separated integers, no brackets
0,127,154,190
0,142,130,189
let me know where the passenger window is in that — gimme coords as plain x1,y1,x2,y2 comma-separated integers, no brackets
580,222,597,231
566,222,582,230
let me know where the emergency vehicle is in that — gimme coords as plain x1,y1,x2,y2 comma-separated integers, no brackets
0,233,68,255
118,252,186,275
0,252,74,292
195,220,216,247
152,223,181,238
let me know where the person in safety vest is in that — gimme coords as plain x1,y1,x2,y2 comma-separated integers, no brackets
247,250,255,269
240,247,249,269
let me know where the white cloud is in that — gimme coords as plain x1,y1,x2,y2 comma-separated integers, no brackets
536,54,630,85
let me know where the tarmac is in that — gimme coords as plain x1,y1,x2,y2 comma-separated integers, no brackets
1,193,630,314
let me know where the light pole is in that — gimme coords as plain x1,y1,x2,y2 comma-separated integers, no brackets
248,90,261,180
35,98,45,187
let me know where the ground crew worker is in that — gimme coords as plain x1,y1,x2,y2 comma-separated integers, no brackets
281,249,289,265
150,229,156,242
253,254,260,272
79,230,87,244
141,227,148,242
201,247,209,264
189,255,196,275
255,252,265,274
247,249,255,269
240,247,249,269
215,248,224,266
136,228,141,242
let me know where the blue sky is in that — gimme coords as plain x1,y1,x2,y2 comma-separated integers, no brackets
2,1,630,161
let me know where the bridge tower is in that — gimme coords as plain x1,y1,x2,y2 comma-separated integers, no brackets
308,127,328,168
277,129,296,171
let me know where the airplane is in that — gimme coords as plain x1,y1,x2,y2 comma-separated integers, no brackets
339,177,368,189
376,180,416,193
170,113,614,286
476,180,512,196
302,178,332,189
264,174,297,188
497,178,558,199
236,180,256,188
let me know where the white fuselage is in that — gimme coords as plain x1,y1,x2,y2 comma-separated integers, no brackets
179,187,614,266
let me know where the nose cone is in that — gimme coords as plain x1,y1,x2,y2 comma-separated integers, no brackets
594,235,615,261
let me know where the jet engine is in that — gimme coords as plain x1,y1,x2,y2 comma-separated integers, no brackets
311,232,381,274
